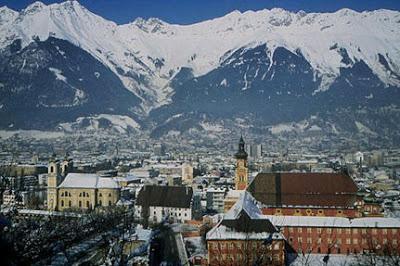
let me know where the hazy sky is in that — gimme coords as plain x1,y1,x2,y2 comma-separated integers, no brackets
1,0,400,25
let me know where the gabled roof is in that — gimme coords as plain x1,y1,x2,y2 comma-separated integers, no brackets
207,192,282,240
224,191,262,220
58,173,119,189
247,172,358,207
136,185,193,208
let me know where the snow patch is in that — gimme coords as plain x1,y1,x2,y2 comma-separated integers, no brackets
355,121,376,135
49,67,67,82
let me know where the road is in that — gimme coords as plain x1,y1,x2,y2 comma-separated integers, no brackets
149,224,181,266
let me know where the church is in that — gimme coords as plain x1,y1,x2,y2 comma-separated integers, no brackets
47,155,120,211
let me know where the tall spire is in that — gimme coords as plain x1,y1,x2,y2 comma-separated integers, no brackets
235,135,248,159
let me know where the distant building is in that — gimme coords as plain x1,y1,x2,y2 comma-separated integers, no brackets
246,144,263,159
153,143,166,156
182,162,194,184
206,188,226,213
2,189,21,207
135,185,194,224
223,190,243,213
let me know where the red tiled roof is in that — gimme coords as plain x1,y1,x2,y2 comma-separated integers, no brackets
247,172,358,208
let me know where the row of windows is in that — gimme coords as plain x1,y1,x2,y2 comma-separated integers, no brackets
211,253,281,262
61,192,72,197
210,242,281,251
287,227,398,235
153,211,188,217
289,236,398,246
298,246,397,255
60,200,112,208
275,209,346,215
99,193,112,197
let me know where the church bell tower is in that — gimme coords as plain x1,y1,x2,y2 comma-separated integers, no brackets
47,154,61,211
235,135,248,190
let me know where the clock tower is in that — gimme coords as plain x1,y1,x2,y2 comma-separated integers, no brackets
235,136,248,190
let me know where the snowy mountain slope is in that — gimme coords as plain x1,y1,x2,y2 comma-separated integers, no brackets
1,0,400,140
1,1,400,113
0,37,140,129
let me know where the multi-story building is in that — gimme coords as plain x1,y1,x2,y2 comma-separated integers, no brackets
135,185,193,224
182,162,194,184
206,188,226,213
268,215,400,255
247,172,369,218
207,192,286,265
47,156,120,211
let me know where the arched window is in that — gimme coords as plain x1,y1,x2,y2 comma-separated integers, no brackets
108,201,112,206
69,201,72,207
79,193,82,197
86,201,89,208
79,201,82,207
61,192,64,197
61,200,64,207
108,193,111,197
50,166,54,173
99,193,102,197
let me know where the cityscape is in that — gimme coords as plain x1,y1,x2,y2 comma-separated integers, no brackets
1,0,400,265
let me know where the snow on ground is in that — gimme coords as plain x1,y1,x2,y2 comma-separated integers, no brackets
49,67,67,82
355,121,376,135
1,1,399,111
0,130,65,139
200,122,224,132
269,120,309,134
59,114,140,133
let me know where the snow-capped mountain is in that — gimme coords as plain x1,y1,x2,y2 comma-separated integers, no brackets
1,1,400,138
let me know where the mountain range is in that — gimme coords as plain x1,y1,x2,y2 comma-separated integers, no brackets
0,1,400,141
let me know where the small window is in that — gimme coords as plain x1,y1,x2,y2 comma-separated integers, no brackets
99,200,102,206
108,193,112,197
108,201,111,206
61,200,64,207
69,201,71,207
86,201,89,208
79,201,82,207
50,166,54,173
99,193,102,197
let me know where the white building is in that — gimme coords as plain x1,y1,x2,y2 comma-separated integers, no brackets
206,188,226,213
135,185,193,223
